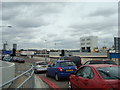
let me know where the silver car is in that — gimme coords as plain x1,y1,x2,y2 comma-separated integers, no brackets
34,61,48,74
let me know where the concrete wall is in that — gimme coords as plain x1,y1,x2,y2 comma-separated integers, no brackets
49,52,107,58
0,61,15,88
49,52,108,64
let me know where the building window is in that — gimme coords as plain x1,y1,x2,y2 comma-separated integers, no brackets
87,38,91,41
87,42,90,45
81,39,85,41
81,47,85,52
81,43,85,45
86,47,91,52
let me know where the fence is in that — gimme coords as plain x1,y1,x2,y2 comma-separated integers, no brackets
0,64,34,89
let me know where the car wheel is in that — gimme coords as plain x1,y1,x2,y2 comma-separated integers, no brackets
34,70,37,74
55,74,60,81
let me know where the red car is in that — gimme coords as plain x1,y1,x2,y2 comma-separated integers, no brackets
69,64,120,89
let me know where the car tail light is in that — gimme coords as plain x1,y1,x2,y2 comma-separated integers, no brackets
58,67,63,72
103,84,113,90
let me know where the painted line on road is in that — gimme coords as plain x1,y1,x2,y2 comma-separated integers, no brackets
38,76,60,90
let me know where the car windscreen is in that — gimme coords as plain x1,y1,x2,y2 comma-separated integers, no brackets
90,61,103,64
36,62,47,65
62,57,81,65
103,61,117,65
60,61,75,66
97,66,120,80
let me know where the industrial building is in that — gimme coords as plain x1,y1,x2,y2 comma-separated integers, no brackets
80,36,98,52
114,37,120,53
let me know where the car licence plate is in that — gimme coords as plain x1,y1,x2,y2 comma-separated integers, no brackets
66,69,73,71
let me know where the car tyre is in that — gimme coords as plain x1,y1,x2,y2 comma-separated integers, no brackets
34,70,37,74
55,74,60,81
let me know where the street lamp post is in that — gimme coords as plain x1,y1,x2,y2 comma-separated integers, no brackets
0,25,12,27
0,25,12,57
45,40,47,61
55,42,56,50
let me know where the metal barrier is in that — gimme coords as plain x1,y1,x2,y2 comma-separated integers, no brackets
0,64,34,89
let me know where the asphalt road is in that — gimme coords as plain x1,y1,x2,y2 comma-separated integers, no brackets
36,73,69,88
15,56,69,89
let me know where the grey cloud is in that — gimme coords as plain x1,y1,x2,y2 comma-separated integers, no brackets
90,8,117,17
69,17,117,37
2,9,20,20
1,2,118,49
13,18,47,28
47,34,58,38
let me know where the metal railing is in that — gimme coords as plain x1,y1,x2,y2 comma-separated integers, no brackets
0,64,34,89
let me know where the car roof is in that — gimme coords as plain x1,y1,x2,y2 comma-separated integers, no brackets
57,60,73,62
61,56,80,58
35,61,46,63
85,64,119,68
87,59,113,61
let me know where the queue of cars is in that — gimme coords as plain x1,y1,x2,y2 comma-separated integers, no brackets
34,56,119,89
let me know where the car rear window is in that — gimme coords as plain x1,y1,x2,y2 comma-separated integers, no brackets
103,61,117,65
97,67,120,80
60,61,75,66
91,61,103,64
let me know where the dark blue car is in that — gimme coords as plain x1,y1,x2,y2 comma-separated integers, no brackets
46,60,77,81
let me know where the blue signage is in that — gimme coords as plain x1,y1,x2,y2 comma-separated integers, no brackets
3,50,12,55
110,53,120,59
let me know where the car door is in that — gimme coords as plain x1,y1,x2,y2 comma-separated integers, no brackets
70,66,85,89
72,66,95,88
47,63,53,76
48,62,57,77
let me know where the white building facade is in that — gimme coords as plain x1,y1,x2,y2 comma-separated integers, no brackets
80,36,98,52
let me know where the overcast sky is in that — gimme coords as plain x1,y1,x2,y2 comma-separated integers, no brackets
0,1,118,50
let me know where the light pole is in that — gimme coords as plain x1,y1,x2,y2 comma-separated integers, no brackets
0,25,12,43
45,40,47,61
55,42,56,50
0,25,12,56
0,25,12,28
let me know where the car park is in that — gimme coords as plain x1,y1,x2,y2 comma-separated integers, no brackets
59,56,82,68
84,60,117,65
46,60,77,81
69,64,120,89
34,61,48,74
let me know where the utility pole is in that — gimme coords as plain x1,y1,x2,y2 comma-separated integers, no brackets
45,40,47,62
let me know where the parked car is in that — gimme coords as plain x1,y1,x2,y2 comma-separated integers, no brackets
69,64,120,89
84,60,117,65
34,61,48,74
17,57,25,63
59,56,82,68
3,56,13,62
12,57,25,63
46,60,77,81
12,57,19,62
